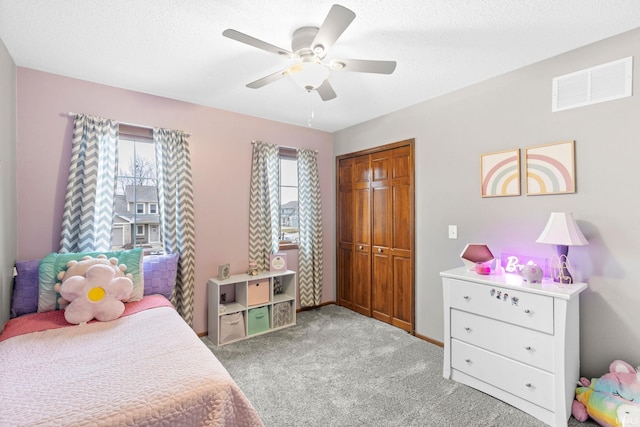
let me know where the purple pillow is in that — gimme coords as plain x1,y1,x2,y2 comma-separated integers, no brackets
11,259,41,317
143,253,179,299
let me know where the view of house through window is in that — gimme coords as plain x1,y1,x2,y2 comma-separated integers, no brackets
112,136,163,254
280,151,299,246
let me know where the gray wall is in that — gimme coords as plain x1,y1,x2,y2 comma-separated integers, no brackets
0,38,17,327
333,28,640,378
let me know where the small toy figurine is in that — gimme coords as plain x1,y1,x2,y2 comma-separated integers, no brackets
248,260,259,276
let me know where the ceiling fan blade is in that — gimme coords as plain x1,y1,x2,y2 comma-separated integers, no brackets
311,4,356,55
223,29,293,58
246,69,289,89
316,79,337,101
331,59,397,74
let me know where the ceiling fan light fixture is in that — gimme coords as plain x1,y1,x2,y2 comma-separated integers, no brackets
288,61,329,90
224,4,395,102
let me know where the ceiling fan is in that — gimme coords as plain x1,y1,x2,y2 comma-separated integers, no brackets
222,4,397,101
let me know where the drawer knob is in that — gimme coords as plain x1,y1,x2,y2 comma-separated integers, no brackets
359,245,364,250
465,358,471,363
525,383,532,388
524,346,532,351
463,296,470,300
524,309,531,314
464,327,471,332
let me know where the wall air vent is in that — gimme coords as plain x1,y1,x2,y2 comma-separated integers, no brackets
552,56,633,112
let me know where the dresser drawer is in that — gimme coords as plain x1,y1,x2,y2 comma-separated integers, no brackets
451,339,554,410
451,309,555,372
446,278,554,334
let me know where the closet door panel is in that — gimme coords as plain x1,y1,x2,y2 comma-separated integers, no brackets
372,249,391,323
354,187,370,247
337,158,354,308
353,154,371,316
338,246,353,309
353,246,371,316
392,184,411,251
372,187,390,248
391,252,413,332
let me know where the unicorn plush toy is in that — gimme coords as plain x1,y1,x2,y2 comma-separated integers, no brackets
572,360,640,427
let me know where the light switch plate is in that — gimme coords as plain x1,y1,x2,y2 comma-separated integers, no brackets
448,225,458,239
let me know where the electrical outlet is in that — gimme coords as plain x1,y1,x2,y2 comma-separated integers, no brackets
220,293,226,303
448,225,458,239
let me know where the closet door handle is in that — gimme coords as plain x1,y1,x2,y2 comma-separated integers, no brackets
378,248,383,253
358,245,364,250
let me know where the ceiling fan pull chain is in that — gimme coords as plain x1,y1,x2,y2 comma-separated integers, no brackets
307,90,315,127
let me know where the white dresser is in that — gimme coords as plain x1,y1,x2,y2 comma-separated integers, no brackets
441,267,587,427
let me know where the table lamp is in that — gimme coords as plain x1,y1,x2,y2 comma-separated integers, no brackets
536,212,588,284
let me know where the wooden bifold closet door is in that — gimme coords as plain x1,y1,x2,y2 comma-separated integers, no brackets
336,139,415,333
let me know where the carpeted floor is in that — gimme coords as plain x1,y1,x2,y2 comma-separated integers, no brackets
202,304,598,427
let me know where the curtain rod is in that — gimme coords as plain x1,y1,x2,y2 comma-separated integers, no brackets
66,112,191,137
251,140,318,153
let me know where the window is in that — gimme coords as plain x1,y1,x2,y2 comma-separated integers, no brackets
279,148,298,249
113,125,163,254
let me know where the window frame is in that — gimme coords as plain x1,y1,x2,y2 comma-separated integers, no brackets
279,147,298,250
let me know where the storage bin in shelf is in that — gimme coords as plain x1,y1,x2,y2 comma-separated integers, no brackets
219,312,246,344
272,300,294,329
248,279,269,306
247,306,270,335
207,269,297,346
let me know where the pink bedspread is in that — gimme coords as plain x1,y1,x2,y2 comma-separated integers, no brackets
0,296,264,427
0,294,173,342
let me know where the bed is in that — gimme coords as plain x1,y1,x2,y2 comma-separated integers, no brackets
1,252,264,427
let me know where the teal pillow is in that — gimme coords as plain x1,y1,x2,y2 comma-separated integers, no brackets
38,248,144,312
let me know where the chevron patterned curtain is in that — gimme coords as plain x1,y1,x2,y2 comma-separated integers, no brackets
60,114,118,253
297,148,323,307
249,141,280,270
154,128,196,326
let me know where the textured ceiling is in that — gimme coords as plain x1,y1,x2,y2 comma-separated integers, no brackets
1,1,640,132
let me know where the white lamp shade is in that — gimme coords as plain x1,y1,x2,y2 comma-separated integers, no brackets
288,62,329,90
536,212,588,246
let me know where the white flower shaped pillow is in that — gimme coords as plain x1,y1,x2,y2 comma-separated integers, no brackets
59,263,134,324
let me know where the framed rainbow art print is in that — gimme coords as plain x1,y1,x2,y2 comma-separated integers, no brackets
480,148,521,197
525,140,575,195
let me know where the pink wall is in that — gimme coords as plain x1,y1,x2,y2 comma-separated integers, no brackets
16,67,334,334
